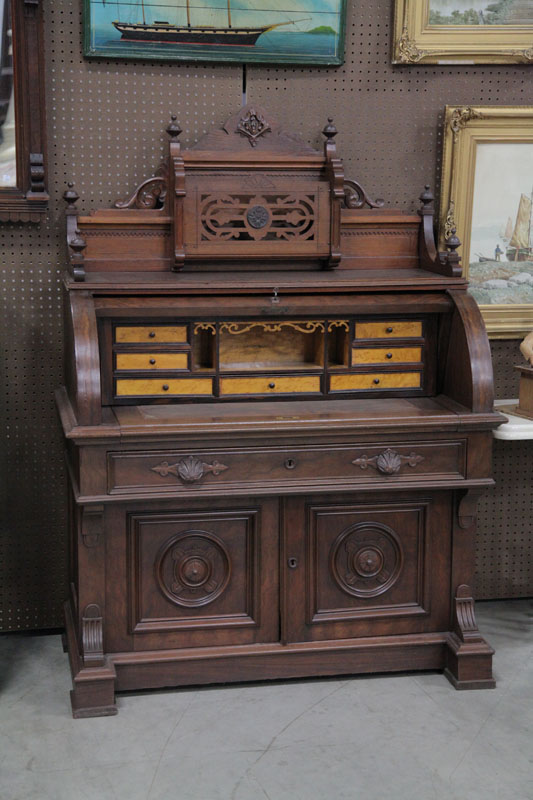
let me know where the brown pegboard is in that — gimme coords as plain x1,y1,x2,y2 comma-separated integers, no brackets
246,0,532,213
0,0,240,632
1,0,532,632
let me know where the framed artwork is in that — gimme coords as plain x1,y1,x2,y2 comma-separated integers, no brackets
84,0,347,65
439,106,533,338
393,1,533,64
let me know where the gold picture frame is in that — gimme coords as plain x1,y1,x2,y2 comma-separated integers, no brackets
439,105,533,339
393,1,533,65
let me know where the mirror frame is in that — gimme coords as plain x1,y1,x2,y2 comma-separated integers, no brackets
0,0,47,222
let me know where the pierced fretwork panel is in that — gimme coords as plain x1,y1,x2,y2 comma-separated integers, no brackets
200,193,317,242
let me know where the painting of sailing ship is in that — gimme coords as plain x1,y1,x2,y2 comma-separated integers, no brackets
468,142,533,306
84,0,347,64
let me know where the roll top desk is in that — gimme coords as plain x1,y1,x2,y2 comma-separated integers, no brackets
57,106,503,717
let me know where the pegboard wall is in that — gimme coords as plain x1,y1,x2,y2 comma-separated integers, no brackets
0,0,531,632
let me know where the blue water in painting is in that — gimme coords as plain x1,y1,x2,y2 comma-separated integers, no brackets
90,24,339,62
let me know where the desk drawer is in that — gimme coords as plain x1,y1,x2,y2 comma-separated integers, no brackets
352,347,422,365
330,373,421,392
355,321,422,339
107,440,466,495
116,378,212,397
115,325,188,344
116,353,189,371
220,375,321,396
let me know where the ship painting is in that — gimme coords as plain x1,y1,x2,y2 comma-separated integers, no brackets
86,0,347,64
112,0,302,46
506,190,533,261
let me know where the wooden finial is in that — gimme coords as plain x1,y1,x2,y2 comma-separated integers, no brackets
63,182,79,210
419,185,434,214
166,114,182,139
446,226,461,253
322,117,337,140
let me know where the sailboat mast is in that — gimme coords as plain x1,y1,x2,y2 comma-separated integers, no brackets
186,0,191,26
141,0,146,24
529,185,533,253
227,0,232,27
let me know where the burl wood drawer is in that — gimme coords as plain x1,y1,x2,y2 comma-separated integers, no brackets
114,325,188,343
220,375,321,396
354,321,422,339
115,353,189,371
352,347,422,365
330,372,421,392
107,440,466,495
115,378,212,397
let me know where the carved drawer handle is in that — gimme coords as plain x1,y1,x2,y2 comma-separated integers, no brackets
151,455,229,483
352,448,424,475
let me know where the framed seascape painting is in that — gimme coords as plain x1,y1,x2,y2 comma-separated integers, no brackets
393,0,533,64
84,0,347,64
440,106,533,337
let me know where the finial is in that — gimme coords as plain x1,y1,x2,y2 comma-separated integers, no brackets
166,114,182,139
322,117,337,140
445,226,461,253
63,182,79,209
419,185,434,206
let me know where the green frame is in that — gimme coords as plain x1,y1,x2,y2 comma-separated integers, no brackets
83,0,347,65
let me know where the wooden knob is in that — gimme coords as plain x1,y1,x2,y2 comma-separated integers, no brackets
162,384,169,391
149,358,156,365
373,378,380,385
149,331,156,338
386,353,393,359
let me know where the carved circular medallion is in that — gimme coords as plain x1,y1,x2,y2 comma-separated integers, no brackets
155,530,230,607
246,205,270,229
330,521,403,598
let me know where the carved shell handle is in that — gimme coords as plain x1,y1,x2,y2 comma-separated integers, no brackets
352,448,424,475
151,455,229,483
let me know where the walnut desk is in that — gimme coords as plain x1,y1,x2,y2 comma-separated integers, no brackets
57,106,503,717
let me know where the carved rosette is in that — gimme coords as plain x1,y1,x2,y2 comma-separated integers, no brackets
155,531,230,607
330,522,403,598
151,456,229,484
352,448,424,475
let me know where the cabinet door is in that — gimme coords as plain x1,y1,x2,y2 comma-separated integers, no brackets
283,492,451,643
116,498,279,651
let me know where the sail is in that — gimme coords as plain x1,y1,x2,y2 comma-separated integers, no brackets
509,194,532,250
505,216,513,240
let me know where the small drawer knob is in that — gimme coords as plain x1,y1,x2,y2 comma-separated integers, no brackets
162,384,169,391
386,327,393,334
268,382,276,389
149,331,156,338
373,378,380,385
149,358,156,365
386,353,393,359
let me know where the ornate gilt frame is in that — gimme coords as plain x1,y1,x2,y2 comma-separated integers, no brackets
393,1,533,65
439,106,533,339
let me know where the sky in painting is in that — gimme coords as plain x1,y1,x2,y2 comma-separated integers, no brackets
470,143,533,262
93,0,342,33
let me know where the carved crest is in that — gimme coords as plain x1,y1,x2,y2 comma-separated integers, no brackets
236,108,271,147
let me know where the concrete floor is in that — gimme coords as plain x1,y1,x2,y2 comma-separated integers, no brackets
0,600,532,800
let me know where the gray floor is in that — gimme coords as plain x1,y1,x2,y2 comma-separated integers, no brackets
0,600,532,800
